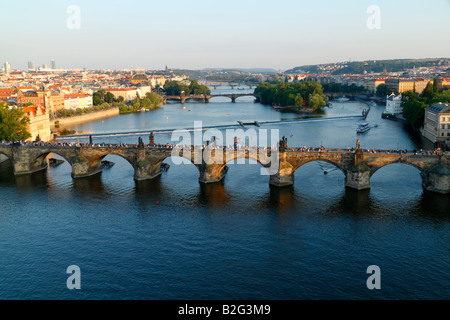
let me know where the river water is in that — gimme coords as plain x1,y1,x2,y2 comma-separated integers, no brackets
0,85,448,300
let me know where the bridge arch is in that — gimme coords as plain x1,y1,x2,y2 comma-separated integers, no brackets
292,158,346,175
234,95,258,102
207,95,233,102
369,160,425,177
96,152,136,169
369,162,425,194
30,150,73,171
0,150,12,162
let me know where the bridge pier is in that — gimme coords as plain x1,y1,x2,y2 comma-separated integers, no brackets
71,156,103,179
13,158,48,176
197,163,228,184
421,165,450,194
133,148,165,181
345,167,371,190
11,147,48,175
269,161,295,187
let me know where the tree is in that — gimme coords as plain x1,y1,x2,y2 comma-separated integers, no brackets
421,82,435,102
433,77,439,95
294,93,303,107
308,93,326,110
0,103,31,141
402,99,427,129
376,84,391,97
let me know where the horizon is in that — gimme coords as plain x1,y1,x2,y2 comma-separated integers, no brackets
1,0,450,71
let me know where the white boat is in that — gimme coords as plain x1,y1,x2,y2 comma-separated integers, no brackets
356,122,370,133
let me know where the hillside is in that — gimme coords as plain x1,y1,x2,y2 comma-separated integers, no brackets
285,58,449,75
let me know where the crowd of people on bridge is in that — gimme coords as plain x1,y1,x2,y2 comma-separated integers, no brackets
0,140,447,156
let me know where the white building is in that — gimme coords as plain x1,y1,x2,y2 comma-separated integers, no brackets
385,93,403,114
422,102,450,144
105,86,151,102
4,62,11,74
64,94,93,110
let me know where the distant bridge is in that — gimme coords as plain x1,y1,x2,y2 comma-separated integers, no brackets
0,141,448,194
163,93,261,104
324,92,368,99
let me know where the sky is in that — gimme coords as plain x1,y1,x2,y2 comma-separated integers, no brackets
1,0,449,71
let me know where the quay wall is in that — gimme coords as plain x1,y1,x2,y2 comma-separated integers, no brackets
51,108,120,128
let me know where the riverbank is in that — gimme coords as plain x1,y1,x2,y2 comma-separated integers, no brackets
51,107,120,129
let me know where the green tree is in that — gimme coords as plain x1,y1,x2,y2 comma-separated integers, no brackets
0,103,31,141
308,93,326,110
402,99,427,129
376,84,391,97
433,77,439,95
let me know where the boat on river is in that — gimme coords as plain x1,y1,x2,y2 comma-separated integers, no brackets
356,123,370,133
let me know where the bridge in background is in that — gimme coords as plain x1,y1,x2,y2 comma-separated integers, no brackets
0,141,448,194
163,93,261,104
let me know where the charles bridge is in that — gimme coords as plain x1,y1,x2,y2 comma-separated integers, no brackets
0,141,449,194
162,93,261,104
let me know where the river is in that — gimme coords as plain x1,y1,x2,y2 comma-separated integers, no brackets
0,85,448,300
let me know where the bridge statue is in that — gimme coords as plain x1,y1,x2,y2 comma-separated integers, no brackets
149,131,155,146
138,137,144,149
279,136,288,152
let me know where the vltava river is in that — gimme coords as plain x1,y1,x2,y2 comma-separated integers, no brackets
0,85,448,299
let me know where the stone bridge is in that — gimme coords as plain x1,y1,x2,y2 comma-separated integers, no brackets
163,93,261,104
0,143,448,194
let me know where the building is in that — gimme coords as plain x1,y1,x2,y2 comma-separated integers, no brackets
441,77,450,88
28,61,35,71
131,73,149,85
385,93,403,114
4,62,11,74
51,59,56,70
365,78,385,94
105,86,151,102
0,88,15,102
17,90,44,106
422,102,450,144
149,76,167,88
64,93,93,110
385,78,432,94
22,105,52,142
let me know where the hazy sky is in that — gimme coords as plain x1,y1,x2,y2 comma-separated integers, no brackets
1,0,449,71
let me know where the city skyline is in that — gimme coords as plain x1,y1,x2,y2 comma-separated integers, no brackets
1,0,450,71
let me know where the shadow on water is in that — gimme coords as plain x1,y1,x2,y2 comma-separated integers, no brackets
72,173,106,196
197,181,230,206
414,191,450,221
325,188,374,218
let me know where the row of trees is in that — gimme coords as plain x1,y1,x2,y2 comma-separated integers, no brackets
52,102,120,119
0,102,31,141
93,90,124,105
254,82,327,110
163,80,211,96
402,78,450,129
